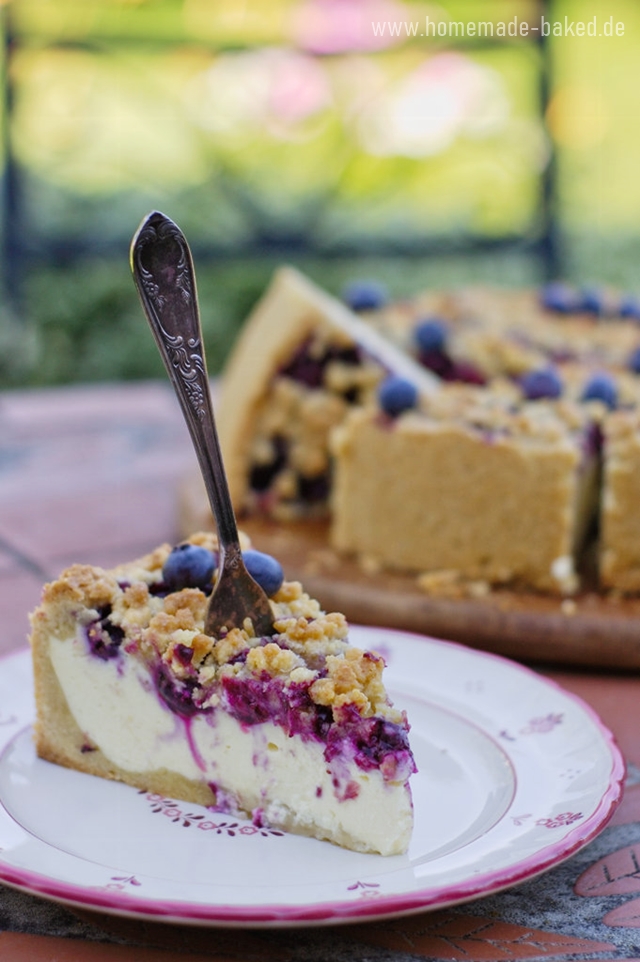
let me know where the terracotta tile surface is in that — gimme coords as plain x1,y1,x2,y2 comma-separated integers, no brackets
609,783,640,827
72,912,294,959
0,382,196,657
350,910,616,959
544,669,640,769
0,480,182,569
2,383,640,962
0,931,234,960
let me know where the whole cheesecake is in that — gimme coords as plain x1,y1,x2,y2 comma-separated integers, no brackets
213,269,640,595
29,532,416,856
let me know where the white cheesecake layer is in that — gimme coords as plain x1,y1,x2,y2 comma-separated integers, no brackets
49,631,413,856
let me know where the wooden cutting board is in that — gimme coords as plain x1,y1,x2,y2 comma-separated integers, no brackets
180,480,640,671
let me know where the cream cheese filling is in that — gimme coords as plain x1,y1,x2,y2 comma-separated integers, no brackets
49,630,413,855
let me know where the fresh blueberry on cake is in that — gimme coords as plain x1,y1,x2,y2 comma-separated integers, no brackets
29,532,416,856
579,287,607,316
581,372,618,410
378,375,419,417
520,366,564,401
539,281,582,314
162,543,216,591
342,279,388,312
619,295,640,320
242,549,284,596
414,317,448,354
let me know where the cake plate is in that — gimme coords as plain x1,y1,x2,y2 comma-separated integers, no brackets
0,628,624,928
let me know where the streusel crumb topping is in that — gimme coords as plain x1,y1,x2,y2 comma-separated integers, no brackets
41,564,118,611
41,533,399,723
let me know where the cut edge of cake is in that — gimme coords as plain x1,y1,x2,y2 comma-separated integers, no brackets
600,410,640,592
330,402,599,595
217,265,438,512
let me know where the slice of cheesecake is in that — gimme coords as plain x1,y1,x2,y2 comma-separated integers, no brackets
29,532,415,856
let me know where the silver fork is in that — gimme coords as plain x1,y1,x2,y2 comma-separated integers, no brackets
130,211,274,638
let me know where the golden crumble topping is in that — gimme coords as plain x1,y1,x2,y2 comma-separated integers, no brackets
162,588,207,622
41,564,118,612
409,382,593,446
39,533,398,721
246,643,299,676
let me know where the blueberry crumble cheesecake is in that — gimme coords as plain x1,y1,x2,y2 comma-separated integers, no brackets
29,532,415,855
214,269,640,595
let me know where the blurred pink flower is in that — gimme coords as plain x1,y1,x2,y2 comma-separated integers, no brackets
265,50,331,124
292,0,411,53
358,52,509,157
191,49,331,136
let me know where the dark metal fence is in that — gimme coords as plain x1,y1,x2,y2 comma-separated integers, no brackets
0,0,558,316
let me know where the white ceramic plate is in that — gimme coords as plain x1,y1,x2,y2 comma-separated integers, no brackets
0,628,624,927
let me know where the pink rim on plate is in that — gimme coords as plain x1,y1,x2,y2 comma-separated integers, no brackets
0,629,625,928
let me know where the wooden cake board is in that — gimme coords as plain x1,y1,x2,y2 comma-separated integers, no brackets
180,477,640,672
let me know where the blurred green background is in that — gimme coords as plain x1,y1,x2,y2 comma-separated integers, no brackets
0,0,638,388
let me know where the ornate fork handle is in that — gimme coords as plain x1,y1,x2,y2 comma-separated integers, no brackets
130,211,238,550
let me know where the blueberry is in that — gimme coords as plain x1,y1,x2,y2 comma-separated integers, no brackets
581,372,618,409
156,665,201,717
414,317,447,353
249,435,288,492
579,287,605,315
297,472,330,503
279,342,324,388
629,346,640,374
620,295,640,320
342,280,388,312
243,549,284,597
162,543,216,591
520,367,563,400
378,375,418,416
86,610,124,661
540,282,580,314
